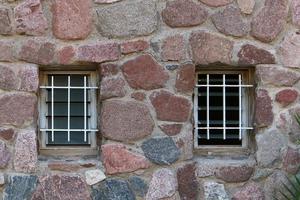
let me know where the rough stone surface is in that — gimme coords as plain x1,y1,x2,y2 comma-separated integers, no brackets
122,54,169,90
85,169,106,185
279,106,300,143
177,163,198,200
52,0,92,40
190,31,234,65
96,0,157,38
101,100,154,142
31,175,91,200
0,64,18,90
57,46,75,65
175,63,195,94
95,0,121,4
174,124,194,161
100,63,119,77
92,178,135,200
162,35,186,61
279,32,300,68
14,0,48,36
0,93,37,127
255,89,273,127
199,0,233,7
215,165,254,183
0,173,4,186
212,6,249,37
204,181,229,200
0,128,14,141
292,0,300,27
3,175,37,200
276,89,298,107
162,0,208,27
141,137,180,165
256,130,286,167
159,124,182,136
121,40,149,54
128,176,148,198
102,143,151,175
131,92,146,101
0,41,14,62
238,44,275,65
264,171,289,200
146,168,177,200
14,130,37,173
150,90,191,122
19,40,56,65
237,0,255,14
282,147,300,174
232,182,264,200
78,43,120,63
251,0,288,42
256,65,300,87
0,140,10,168
48,162,81,172
100,75,126,100
0,7,13,35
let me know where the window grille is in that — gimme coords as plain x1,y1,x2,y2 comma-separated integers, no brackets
194,72,253,148
39,72,98,147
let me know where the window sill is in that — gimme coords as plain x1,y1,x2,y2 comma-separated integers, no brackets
194,146,252,157
39,147,98,156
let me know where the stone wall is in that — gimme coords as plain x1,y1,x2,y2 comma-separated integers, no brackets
0,0,299,199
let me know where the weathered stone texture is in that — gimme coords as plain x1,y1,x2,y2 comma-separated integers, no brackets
78,43,120,63
146,168,177,200
256,130,286,167
238,44,275,65
255,89,273,127
0,128,14,141
203,181,229,200
150,90,191,122
232,182,264,200
264,171,289,200
256,65,300,87
57,46,75,65
100,63,119,77
276,89,298,107
162,0,208,27
0,93,37,126
14,130,37,173
101,100,154,142
131,92,146,101
85,169,106,186
3,175,37,200
282,147,300,174
121,40,149,54
128,176,148,198
159,124,182,136
100,75,126,100
279,32,300,68
97,0,157,38
212,6,249,37
190,31,233,65
52,0,92,40
0,7,13,35
237,0,255,14
102,143,151,175
0,41,14,62
292,0,300,27
199,0,233,7
95,0,121,4
122,55,169,90
14,0,48,36
141,137,180,165
92,178,135,200
175,63,195,94
0,141,10,168
251,0,288,42
32,175,91,200
177,163,198,200
215,165,254,183
48,162,81,172
162,35,186,61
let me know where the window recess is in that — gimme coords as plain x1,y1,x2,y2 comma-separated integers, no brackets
194,71,253,148
39,72,98,148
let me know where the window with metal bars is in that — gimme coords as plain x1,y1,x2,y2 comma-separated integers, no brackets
39,71,98,148
194,70,253,148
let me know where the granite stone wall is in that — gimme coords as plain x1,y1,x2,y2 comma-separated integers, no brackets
0,0,299,199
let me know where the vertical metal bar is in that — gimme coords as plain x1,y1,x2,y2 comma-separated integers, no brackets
51,76,54,142
223,74,226,140
239,74,242,140
84,76,87,142
207,74,210,140
67,76,70,142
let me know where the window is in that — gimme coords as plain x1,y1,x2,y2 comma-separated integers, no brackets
39,71,98,152
194,69,254,149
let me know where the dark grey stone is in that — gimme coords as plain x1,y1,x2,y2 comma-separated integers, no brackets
166,64,179,71
141,137,180,165
3,174,37,200
92,178,136,200
128,176,148,198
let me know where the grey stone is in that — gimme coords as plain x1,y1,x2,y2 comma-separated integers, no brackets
92,179,136,200
166,64,179,71
0,140,10,168
141,137,180,165
256,130,286,167
252,168,273,181
96,0,157,38
3,175,37,200
204,181,229,200
128,176,148,198
264,171,289,200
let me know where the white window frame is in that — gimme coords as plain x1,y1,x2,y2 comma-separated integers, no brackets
39,71,98,155
193,69,254,152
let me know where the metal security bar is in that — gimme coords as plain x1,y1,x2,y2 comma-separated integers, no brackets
194,73,253,147
40,74,98,146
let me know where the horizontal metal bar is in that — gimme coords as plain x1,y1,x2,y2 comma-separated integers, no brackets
40,86,98,89
198,106,239,111
196,84,253,88
46,115,91,117
196,127,253,130
198,92,239,97
199,120,239,125
40,129,98,132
